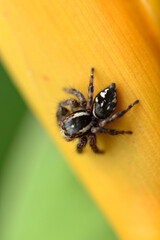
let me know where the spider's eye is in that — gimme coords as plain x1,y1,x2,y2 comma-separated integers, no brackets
93,83,117,119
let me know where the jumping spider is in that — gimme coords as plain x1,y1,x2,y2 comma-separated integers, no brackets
56,68,139,153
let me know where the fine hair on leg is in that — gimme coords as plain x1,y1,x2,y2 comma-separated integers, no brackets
91,127,132,135
86,68,94,111
100,100,139,127
63,88,87,109
76,136,87,153
56,106,70,126
88,133,103,153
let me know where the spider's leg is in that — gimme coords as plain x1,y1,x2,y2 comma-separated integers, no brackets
100,100,139,127
56,98,79,125
88,133,103,153
86,68,94,111
59,98,80,112
76,136,87,153
63,88,87,109
56,106,70,126
91,127,132,135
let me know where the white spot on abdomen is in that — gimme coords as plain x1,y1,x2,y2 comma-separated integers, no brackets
100,92,106,98
95,97,98,102
104,88,109,93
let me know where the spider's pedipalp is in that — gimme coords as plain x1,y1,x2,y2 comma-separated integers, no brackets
59,98,80,112
56,106,70,126
63,88,87,108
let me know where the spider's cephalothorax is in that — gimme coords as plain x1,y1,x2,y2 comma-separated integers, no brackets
56,68,139,153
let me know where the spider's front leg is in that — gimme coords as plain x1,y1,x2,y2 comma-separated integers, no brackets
89,133,103,153
100,100,139,127
63,88,87,109
76,136,87,153
91,127,132,135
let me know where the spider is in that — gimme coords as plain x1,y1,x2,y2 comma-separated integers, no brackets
56,68,139,153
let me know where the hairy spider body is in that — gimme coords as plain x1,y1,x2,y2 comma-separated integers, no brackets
56,68,139,153
60,110,92,141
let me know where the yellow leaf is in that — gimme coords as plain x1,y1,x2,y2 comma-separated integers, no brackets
0,1,160,239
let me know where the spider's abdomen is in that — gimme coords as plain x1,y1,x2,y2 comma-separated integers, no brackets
61,110,92,140
93,83,117,119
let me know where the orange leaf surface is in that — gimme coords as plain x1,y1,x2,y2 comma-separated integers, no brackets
0,1,160,239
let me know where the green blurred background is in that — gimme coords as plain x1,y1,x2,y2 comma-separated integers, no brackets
0,62,118,240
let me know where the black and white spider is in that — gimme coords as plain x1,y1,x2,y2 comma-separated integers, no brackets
56,68,139,153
